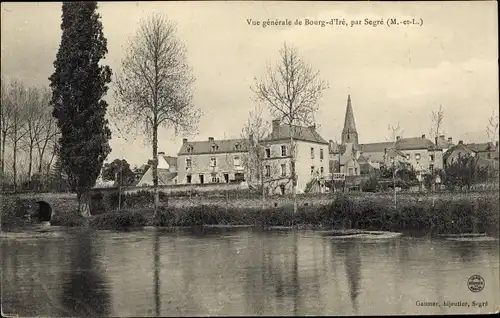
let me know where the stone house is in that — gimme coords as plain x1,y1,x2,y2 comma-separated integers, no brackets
443,140,499,172
261,120,329,194
177,137,249,185
137,152,178,186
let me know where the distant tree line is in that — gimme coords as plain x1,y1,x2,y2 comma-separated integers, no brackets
1,79,63,193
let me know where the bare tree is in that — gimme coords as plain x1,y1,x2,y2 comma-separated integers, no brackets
385,122,404,142
20,86,47,179
241,104,271,208
4,80,29,191
34,89,60,175
1,78,14,178
430,105,445,143
113,13,200,217
251,43,329,213
486,111,499,144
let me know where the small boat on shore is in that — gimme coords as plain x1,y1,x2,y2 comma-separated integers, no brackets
437,233,497,242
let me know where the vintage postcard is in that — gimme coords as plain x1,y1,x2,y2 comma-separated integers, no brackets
1,1,499,316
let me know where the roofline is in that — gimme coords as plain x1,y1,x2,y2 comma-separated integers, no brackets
178,150,249,156
262,137,328,145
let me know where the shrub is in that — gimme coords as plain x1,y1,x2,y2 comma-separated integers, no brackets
50,209,85,227
90,210,149,229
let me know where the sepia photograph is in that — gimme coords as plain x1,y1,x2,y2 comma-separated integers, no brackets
1,1,499,316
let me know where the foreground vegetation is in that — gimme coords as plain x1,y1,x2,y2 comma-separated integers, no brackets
3,190,498,236
47,193,500,236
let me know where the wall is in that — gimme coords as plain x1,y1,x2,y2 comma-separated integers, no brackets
177,151,249,185
261,140,328,194
399,148,443,173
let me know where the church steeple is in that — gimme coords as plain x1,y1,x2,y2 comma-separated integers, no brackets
341,94,359,145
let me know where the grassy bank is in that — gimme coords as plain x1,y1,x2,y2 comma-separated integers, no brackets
44,193,499,236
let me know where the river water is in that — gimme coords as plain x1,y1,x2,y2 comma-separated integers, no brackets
1,227,498,316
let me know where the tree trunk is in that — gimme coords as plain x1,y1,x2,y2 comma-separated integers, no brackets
28,141,34,180
78,191,92,217
0,133,5,176
290,134,297,214
12,128,17,192
152,124,159,218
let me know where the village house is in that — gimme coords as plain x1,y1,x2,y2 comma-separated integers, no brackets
443,140,499,172
261,119,329,194
137,152,178,186
177,137,249,185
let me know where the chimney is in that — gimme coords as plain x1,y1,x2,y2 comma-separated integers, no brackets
396,136,401,141
458,140,463,145
182,138,188,144
158,151,165,155
208,137,214,143
421,134,426,139
272,119,280,132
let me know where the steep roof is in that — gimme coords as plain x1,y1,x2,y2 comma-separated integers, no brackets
263,124,328,144
443,143,475,162
178,138,249,155
359,142,394,153
342,94,357,135
162,155,177,168
395,137,437,151
139,168,178,186
465,142,495,153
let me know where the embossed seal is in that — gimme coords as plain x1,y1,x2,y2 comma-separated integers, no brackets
467,275,485,292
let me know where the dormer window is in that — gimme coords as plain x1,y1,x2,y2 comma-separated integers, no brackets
211,144,219,152
187,146,193,153
234,143,241,151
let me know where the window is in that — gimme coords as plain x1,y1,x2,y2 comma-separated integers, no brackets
233,156,241,166
210,157,217,167
354,167,358,175
186,158,192,168
406,154,410,160
281,145,287,156
329,164,333,173
211,144,218,152
199,174,204,184
281,164,286,177
234,143,240,151
310,166,315,176
265,148,271,158
320,167,324,175
320,149,324,160
186,175,192,184
211,174,217,183
187,146,193,153
348,168,354,175
415,153,421,160
265,165,271,177
488,153,492,159
429,164,434,173
310,147,315,159
430,154,434,162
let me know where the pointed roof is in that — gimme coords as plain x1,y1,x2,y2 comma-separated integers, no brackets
342,95,357,135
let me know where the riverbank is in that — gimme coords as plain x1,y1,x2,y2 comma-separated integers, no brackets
46,193,499,236
2,191,498,236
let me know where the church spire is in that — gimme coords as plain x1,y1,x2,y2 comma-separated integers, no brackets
341,94,359,145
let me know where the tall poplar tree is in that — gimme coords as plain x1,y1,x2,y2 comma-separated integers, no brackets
49,2,112,216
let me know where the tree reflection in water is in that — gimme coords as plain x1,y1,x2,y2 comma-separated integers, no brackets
342,241,362,314
153,229,161,316
61,230,111,317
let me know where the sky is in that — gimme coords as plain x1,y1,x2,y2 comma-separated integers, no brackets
1,1,498,167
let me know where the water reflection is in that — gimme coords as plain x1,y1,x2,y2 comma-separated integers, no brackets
2,229,499,316
343,241,361,313
61,230,111,317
